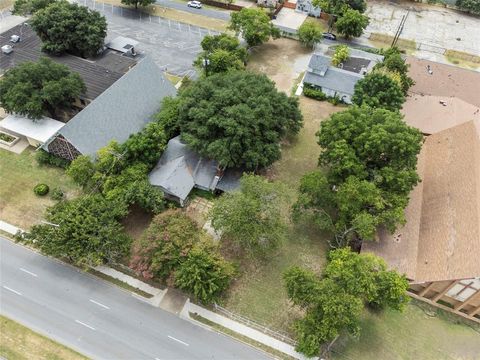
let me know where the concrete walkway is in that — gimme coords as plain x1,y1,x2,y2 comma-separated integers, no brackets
0,220,23,235
181,300,314,360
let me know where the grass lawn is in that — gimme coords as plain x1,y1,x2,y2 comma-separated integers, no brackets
0,315,87,360
332,301,480,360
0,148,80,229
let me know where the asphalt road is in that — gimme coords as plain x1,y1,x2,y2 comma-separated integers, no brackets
0,237,271,360
155,0,231,21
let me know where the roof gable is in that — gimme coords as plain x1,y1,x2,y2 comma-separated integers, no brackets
57,57,176,156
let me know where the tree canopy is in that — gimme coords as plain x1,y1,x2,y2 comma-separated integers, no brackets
194,34,248,75
335,8,369,39
375,47,414,95
295,106,423,245
177,71,302,170
175,241,235,303
130,210,202,280
456,0,480,15
284,248,409,356
23,195,130,266
0,57,85,119
313,0,366,15
12,0,55,15
210,174,291,256
297,21,323,49
30,1,107,57
352,72,405,111
229,8,280,47
121,0,154,9
331,45,349,66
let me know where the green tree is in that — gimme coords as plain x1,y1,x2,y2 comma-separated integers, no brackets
456,0,480,15
331,45,350,66
0,58,85,119
352,72,405,111
154,96,181,139
375,47,414,95
295,106,423,244
210,174,291,255
30,1,107,57
175,241,235,303
102,163,165,213
12,0,55,15
24,195,130,266
121,0,154,9
283,248,409,357
228,8,280,47
297,21,322,49
129,210,200,280
66,155,96,188
313,0,366,14
194,34,248,75
177,71,302,170
335,8,369,39
122,121,168,169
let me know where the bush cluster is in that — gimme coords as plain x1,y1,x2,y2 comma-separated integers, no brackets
33,183,49,196
36,150,70,169
303,85,327,101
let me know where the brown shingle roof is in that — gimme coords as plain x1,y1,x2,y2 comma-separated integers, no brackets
363,119,480,283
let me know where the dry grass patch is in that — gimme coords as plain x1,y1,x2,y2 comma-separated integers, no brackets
0,315,87,360
0,148,81,229
369,33,417,52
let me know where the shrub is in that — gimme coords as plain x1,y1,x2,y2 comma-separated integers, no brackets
303,85,327,101
175,242,235,303
35,149,70,169
34,183,49,196
332,45,350,67
129,210,200,281
50,187,64,201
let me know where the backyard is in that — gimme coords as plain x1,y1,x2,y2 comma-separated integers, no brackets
0,148,80,229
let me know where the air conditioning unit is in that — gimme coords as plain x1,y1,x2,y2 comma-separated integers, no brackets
1,45,13,54
10,35,20,43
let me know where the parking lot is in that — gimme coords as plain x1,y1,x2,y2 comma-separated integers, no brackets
75,0,218,77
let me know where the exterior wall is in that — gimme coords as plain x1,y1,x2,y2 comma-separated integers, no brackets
47,135,81,161
410,278,480,323
322,87,353,104
26,137,41,147
295,0,321,17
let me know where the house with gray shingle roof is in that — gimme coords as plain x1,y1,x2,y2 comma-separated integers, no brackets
303,48,384,104
149,136,241,206
43,56,176,160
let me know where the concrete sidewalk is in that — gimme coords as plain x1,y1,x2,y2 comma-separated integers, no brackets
0,220,23,235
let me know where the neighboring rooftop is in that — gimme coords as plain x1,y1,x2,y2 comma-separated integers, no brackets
305,54,363,95
406,57,480,108
149,136,219,202
362,119,480,283
0,23,136,100
50,56,176,157
401,94,480,135
0,114,64,144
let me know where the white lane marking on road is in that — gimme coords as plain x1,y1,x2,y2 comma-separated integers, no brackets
89,299,110,309
75,320,96,331
2,286,22,296
168,335,189,346
19,268,38,277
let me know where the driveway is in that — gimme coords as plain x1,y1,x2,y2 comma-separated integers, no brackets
75,0,220,77
0,237,271,360
365,0,480,56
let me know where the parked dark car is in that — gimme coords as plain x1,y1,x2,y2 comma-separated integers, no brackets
322,32,337,40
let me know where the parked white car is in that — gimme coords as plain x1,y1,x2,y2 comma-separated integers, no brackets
187,1,202,8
